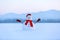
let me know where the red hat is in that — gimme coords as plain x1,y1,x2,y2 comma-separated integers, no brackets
26,14,31,17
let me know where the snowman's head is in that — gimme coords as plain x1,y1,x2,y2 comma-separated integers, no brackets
26,14,32,20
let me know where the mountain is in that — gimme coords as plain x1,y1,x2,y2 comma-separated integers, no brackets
0,13,26,23
0,13,26,20
0,10,60,23
31,10,60,20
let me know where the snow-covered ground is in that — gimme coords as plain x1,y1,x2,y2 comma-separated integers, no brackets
0,23,60,40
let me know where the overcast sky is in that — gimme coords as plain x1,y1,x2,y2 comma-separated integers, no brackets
0,0,60,14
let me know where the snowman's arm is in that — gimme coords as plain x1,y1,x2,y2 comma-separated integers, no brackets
33,18,41,23
16,19,25,23
36,18,41,22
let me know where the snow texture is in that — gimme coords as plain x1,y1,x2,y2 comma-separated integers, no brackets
0,23,60,40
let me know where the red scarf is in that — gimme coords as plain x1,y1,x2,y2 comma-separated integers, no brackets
25,20,33,27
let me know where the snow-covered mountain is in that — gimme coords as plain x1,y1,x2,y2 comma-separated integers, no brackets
31,10,60,19
0,13,26,20
0,10,60,23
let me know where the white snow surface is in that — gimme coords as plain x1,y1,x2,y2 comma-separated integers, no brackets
0,23,60,40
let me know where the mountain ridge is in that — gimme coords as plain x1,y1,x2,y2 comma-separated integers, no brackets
0,10,60,23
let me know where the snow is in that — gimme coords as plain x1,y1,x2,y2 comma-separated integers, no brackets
0,23,60,40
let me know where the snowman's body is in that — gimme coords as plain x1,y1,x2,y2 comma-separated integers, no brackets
23,14,35,31
23,21,35,31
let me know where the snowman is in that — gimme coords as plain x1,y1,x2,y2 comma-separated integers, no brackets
23,14,35,31
16,14,40,31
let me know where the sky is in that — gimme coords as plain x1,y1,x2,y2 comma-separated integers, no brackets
0,0,60,15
